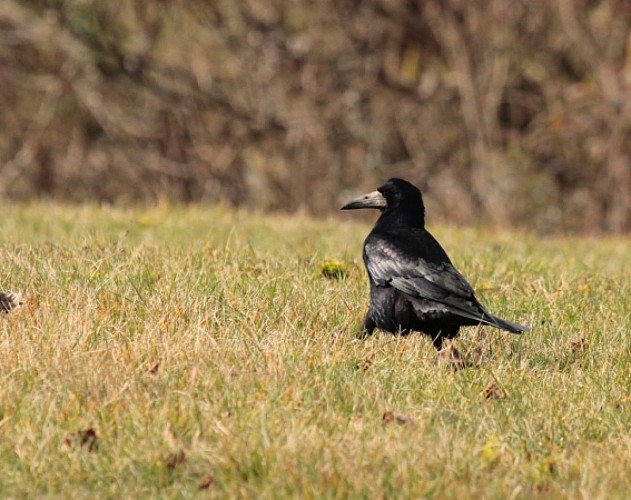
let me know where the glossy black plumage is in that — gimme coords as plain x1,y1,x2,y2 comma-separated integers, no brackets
341,178,528,350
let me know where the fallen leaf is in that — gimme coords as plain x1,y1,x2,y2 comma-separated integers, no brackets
355,357,373,372
165,450,187,471
64,428,99,452
198,475,215,490
571,338,587,355
382,411,414,426
484,383,506,400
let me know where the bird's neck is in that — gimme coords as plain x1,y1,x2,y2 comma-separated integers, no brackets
375,206,425,230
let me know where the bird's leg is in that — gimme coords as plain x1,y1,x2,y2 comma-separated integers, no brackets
431,333,445,351
357,314,376,339
431,329,467,369
430,326,459,351
437,344,467,370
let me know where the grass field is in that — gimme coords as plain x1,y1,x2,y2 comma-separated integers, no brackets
1,203,630,498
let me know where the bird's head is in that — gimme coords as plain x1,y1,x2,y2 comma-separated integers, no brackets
341,178,424,212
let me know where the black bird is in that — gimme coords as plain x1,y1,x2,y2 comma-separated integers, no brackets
341,178,528,351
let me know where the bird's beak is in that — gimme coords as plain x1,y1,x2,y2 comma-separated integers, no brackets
340,190,387,210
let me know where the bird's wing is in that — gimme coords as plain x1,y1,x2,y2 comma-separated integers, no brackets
364,234,475,301
363,234,502,326
365,235,528,332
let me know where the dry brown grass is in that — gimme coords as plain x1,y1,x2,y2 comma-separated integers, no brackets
0,203,630,497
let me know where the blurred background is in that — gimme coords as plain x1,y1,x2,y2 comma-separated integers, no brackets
1,0,630,233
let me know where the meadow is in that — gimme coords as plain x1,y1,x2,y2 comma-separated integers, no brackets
0,203,629,498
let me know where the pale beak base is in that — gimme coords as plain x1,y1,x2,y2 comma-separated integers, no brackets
340,190,388,210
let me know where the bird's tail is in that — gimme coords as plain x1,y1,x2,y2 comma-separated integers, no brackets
487,313,529,334
441,299,530,334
